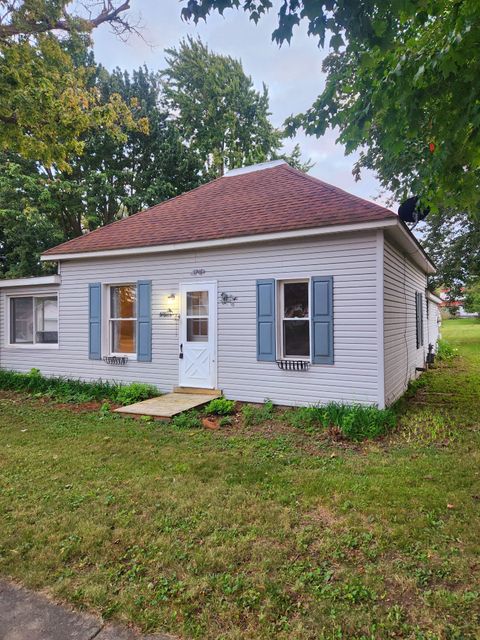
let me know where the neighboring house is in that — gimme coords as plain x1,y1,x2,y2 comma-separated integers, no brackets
438,288,477,318
0,161,441,408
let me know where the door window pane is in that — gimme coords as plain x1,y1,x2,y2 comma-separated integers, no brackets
284,282,309,318
35,297,58,344
187,318,208,342
11,297,33,344
112,320,136,353
111,285,136,318
187,291,208,316
283,320,310,357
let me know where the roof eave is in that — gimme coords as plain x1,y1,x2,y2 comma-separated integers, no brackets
41,218,399,262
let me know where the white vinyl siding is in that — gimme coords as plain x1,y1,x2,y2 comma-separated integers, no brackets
1,232,381,407
383,238,428,405
427,298,441,353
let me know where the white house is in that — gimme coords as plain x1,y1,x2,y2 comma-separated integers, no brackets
0,161,440,408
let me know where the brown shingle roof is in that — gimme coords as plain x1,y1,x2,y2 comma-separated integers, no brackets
42,162,396,257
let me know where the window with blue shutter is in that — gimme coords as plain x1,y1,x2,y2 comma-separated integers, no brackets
88,283,102,360
416,292,424,348
137,280,152,362
311,276,334,365
256,279,276,361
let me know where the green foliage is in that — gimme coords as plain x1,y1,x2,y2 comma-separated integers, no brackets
0,369,158,405
464,278,480,316
163,37,302,177
436,339,457,362
204,397,236,416
219,416,233,427
284,402,396,441
241,400,274,426
420,212,480,298
0,1,138,169
115,383,159,407
171,411,202,429
183,0,480,216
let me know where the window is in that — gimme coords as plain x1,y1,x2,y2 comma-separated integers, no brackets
109,285,137,354
186,291,209,342
280,281,310,358
10,296,58,345
415,292,424,349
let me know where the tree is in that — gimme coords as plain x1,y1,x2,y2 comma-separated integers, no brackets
464,278,480,317
181,1,480,216
0,62,205,276
162,37,284,177
0,0,142,169
420,210,480,299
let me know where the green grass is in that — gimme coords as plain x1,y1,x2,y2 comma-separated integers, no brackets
0,318,479,639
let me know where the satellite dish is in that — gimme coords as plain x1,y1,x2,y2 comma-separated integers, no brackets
398,196,430,223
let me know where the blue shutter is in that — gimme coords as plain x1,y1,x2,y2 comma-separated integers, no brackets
416,292,424,348
256,279,276,361
88,283,101,360
137,280,152,362
311,276,334,365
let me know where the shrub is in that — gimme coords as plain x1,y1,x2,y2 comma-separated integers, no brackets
204,397,236,416
436,339,457,361
0,369,158,405
171,411,202,429
115,382,158,406
284,401,396,441
241,399,274,426
219,416,233,427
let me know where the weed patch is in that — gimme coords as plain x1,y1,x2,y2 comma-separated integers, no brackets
0,368,158,406
241,399,274,425
204,397,236,416
284,402,396,441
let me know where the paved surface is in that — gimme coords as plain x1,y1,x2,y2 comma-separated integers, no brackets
115,391,221,418
0,580,174,640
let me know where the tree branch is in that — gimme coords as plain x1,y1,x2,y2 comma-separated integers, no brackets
0,0,131,38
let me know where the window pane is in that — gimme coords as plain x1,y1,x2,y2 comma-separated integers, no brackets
284,282,309,318
187,318,208,342
11,297,33,344
112,320,136,353
187,291,208,316
35,297,58,344
111,286,136,319
283,320,310,357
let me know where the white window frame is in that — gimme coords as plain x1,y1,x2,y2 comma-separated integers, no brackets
277,279,311,361
7,293,59,349
107,283,138,360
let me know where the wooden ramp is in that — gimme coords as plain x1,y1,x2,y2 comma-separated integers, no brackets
115,390,222,419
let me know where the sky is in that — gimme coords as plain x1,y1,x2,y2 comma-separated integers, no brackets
92,0,391,207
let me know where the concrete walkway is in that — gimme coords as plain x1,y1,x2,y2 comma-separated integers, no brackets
115,390,221,419
0,580,175,640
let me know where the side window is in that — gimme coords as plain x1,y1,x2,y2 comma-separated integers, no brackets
415,292,424,348
10,296,58,345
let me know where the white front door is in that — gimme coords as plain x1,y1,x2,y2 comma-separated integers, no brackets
179,282,217,389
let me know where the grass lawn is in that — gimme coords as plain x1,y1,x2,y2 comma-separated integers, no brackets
0,318,479,639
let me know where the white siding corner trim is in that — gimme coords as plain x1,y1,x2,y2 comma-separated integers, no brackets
376,230,385,409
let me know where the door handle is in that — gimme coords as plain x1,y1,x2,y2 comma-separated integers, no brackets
179,343,184,359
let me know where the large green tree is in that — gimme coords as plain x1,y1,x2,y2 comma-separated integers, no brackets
162,37,306,177
0,0,142,169
420,210,480,297
0,63,203,277
182,1,480,216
